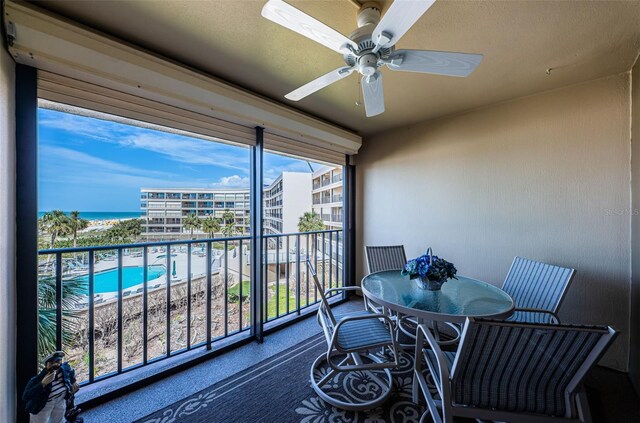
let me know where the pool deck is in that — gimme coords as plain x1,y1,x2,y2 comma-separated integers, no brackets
66,246,249,306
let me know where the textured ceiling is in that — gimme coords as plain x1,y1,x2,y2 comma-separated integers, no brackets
31,0,640,137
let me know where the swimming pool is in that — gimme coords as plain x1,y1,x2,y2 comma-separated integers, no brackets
76,265,166,294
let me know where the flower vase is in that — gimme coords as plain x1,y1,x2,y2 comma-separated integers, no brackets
416,276,445,291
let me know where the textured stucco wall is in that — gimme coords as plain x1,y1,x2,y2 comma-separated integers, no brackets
631,61,640,391
356,74,631,370
0,47,16,422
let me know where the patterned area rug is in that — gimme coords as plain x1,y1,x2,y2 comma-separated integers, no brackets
136,334,424,423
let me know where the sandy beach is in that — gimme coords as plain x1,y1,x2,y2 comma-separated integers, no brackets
83,217,138,231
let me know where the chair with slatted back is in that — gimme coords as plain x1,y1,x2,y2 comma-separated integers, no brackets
503,256,576,323
307,259,400,411
364,245,407,313
413,318,617,423
365,245,407,274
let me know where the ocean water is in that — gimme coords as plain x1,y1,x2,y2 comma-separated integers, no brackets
37,211,142,221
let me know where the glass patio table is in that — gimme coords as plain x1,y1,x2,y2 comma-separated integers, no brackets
361,270,514,324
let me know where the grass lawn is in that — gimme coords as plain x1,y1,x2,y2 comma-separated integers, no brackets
228,280,251,302
267,284,296,318
227,280,297,319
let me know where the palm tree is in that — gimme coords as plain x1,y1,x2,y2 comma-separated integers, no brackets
298,211,325,233
222,209,235,225
37,275,87,363
68,211,89,249
122,218,142,241
104,219,143,245
40,210,72,249
201,216,221,239
222,222,236,238
182,213,202,239
298,211,325,264
106,224,127,244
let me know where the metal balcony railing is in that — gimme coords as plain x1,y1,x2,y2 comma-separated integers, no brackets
37,229,343,386
313,195,343,205
262,230,343,323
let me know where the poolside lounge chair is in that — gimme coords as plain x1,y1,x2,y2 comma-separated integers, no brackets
413,318,617,423
307,259,399,411
502,256,576,323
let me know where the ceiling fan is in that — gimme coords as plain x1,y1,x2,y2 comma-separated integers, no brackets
262,0,483,117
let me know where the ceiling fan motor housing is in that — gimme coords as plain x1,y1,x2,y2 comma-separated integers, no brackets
343,2,393,72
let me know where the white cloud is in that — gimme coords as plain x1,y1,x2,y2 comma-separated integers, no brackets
40,110,250,172
39,146,209,189
208,175,250,188
117,133,248,171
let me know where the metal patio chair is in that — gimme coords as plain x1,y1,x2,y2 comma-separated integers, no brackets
364,245,407,313
413,318,617,423
307,259,400,411
503,256,576,323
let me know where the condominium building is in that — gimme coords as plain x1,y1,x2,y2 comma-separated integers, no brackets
140,188,250,239
311,166,343,230
263,172,312,235
141,172,313,238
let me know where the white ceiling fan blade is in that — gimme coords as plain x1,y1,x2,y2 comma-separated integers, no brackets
386,50,483,77
361,73,385,117
285,67,354,101
262,0,357,54
372,0,437,51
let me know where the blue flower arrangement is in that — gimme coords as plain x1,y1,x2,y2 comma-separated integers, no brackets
401,248,457,290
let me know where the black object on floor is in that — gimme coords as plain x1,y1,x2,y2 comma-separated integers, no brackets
584,365,640,423
136,334,639,423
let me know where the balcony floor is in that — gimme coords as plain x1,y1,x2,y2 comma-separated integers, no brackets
81,300,363,423
81,298,638,423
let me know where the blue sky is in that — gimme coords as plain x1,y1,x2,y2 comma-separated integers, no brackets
38,108,320,212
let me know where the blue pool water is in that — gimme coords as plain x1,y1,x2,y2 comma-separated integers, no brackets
77,265,166,294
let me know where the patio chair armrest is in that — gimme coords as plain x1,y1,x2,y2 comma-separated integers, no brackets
318,287,362,319
513,307,561,324
325,286,362,296
415,324,452,403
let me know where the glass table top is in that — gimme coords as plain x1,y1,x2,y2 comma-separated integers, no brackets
361,270,514,322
